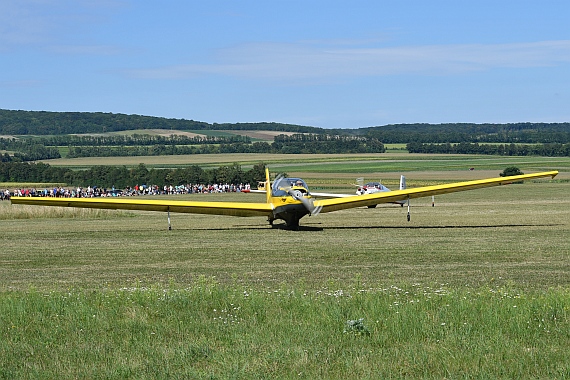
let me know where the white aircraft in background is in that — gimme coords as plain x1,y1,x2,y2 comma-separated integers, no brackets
354,176,407,208
250,174,432,213
250,175,412,207
355,176,405,195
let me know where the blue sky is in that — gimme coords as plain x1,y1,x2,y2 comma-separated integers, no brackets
1,1,570,129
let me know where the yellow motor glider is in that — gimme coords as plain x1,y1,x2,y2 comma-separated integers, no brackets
11,169,558,229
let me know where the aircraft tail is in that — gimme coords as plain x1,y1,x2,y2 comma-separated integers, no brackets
265,168,272,204
399,175,406,190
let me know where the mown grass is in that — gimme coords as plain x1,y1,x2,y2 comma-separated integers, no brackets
0,203,131,220
1,166,568,378
1,283,569,379
2,180,568,291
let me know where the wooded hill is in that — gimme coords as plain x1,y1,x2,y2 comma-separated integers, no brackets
2,109,570,144
0,109,321,135
2,110,570,160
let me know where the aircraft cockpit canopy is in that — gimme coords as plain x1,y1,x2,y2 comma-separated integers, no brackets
272,177,310,196
364,182,389,191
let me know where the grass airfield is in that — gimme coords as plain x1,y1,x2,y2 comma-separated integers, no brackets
1,154,569,378
1,181,568,291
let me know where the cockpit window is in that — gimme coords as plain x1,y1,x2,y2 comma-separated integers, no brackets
271,176,309,196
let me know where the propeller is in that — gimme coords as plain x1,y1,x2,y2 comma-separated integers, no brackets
286,188,322,216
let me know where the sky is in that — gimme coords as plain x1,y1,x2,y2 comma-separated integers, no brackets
1,1,570,129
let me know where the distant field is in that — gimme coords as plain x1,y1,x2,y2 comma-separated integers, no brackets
73,128,208,138
2,157,568,378
41,152,387,168
218,129,298,141
40,153,570,180
384,143,408,152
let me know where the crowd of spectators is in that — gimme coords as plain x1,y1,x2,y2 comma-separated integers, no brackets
2,182,252,199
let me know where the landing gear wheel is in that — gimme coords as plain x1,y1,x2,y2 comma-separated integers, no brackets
286,217,300,230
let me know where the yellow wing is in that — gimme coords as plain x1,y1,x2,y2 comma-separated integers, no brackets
10,197,274,217
10,171,558,221
314,171,559,213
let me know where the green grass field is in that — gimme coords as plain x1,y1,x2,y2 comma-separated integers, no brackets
41,152,570,173
1,155,569,378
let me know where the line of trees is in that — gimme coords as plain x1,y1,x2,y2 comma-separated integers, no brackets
64,134,385,157
2,134,385,160
64,142,275,158
406,142,570,156
272,134,384,154
0,139,61,161
363,123,570,144
0,161,267,189
15,134,252,147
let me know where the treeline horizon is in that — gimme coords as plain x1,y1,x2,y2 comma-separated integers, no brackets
362,123,570,144
407,142,570,157
1,134,385,161
0,161,267,189
2,109,570,142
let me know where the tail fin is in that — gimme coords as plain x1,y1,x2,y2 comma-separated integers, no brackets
399,175,406,190
265,167,272,204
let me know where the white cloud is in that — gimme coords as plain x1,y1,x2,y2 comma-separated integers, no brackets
0,0,51,47
0,0,127,50
128,40,570,81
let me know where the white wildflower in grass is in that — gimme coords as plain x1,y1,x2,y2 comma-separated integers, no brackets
213,306,243,325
